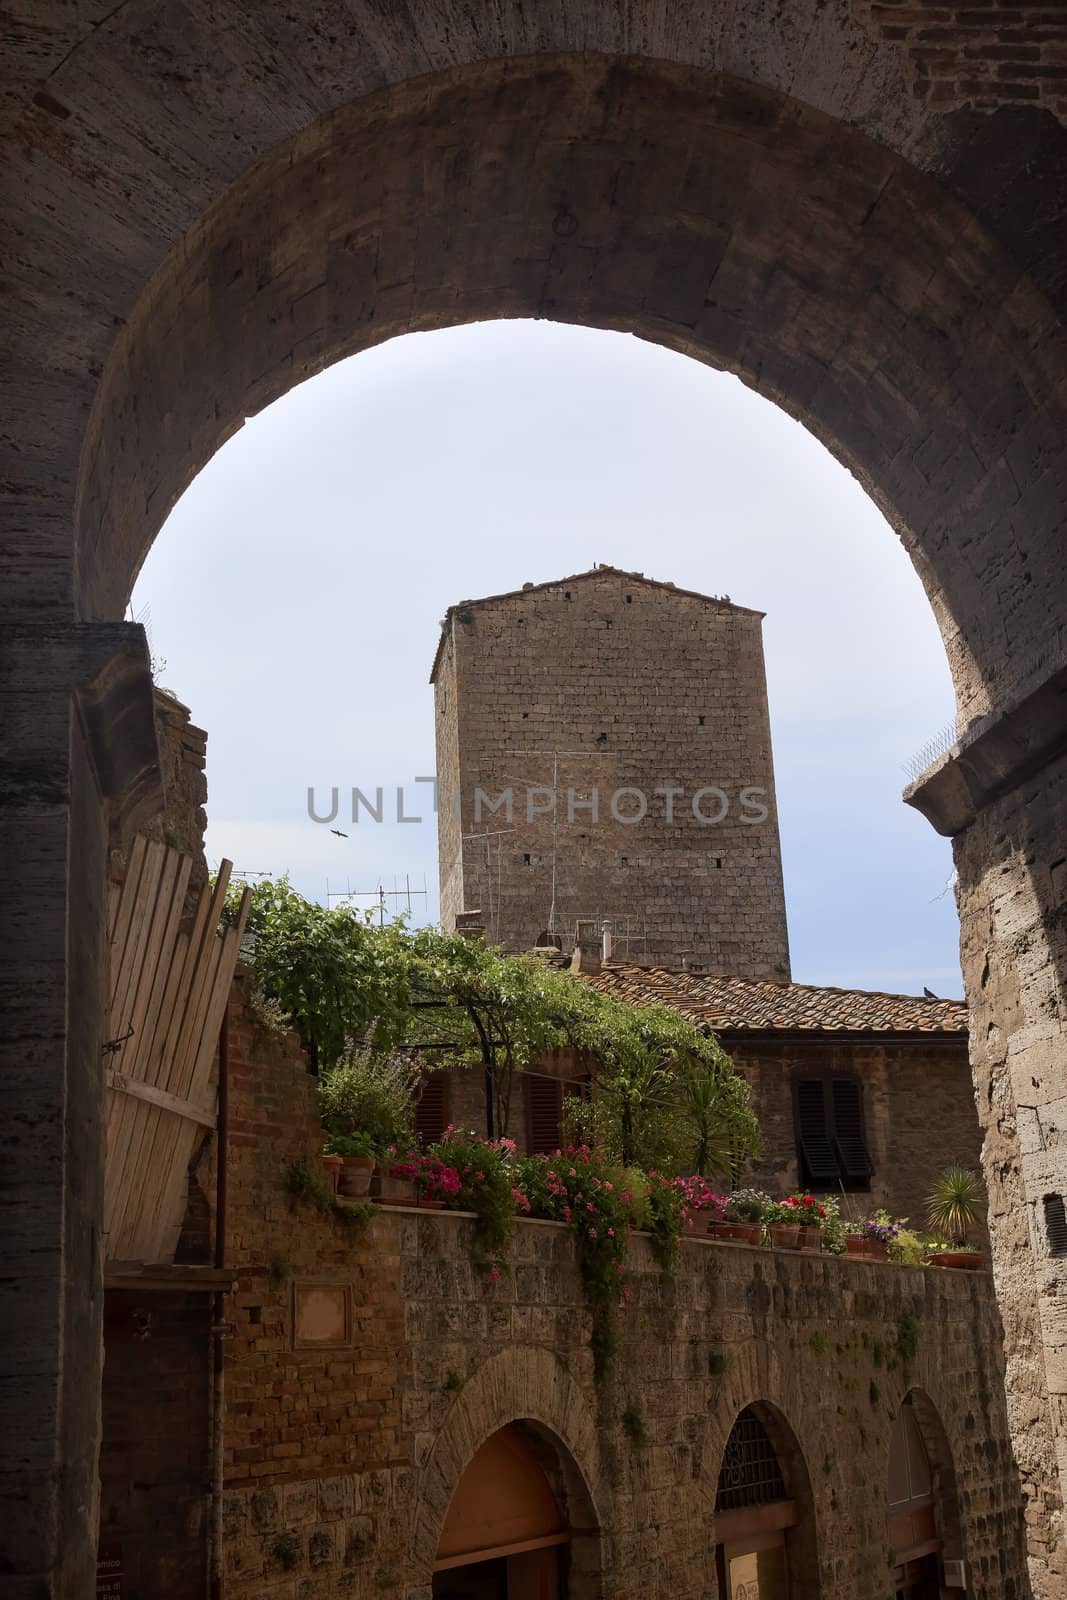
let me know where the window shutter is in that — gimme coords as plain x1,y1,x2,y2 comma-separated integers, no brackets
415,1071,450,1145
830,1077,872,1181
525,1075,564,1155
1043,1194,1067,1258
795,1079,838,1184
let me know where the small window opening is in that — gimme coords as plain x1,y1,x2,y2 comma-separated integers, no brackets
249,1306,262,1325
522,711,528,719
698,715,705,726
1044,1194,1067,1257
523,853,531,866
715,857,723,869
564,591,572,600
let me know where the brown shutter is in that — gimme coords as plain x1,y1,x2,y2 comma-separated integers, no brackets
415,1071,450,1146
525,1075,564,1155
830,1076,872,1182
794,1078,838,1185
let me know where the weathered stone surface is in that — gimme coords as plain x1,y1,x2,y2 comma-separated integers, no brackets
434,567,790,973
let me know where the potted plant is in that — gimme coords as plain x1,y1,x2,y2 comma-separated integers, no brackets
320,1148,343,1193
925,1166,985,1268
764,1200,801,1250
845,1209,899,1261
319,1048,417,1201
775,1193,826,1251
711,1188,767,1246
324,1130,377,1197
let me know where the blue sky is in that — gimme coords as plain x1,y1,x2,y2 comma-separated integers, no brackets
133,320,962,997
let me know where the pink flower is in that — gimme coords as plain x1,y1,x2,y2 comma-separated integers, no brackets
588,1227,598,1239
489,1266,501,1283
607,1228,615,1237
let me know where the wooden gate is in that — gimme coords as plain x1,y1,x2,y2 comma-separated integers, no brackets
103,838,250,1265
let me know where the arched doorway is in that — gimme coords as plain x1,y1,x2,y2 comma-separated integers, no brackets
888,1392,964,1599
432,1423,590,1600
713,1405,816,1600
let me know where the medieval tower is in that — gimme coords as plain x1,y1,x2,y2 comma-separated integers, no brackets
431,566,790,977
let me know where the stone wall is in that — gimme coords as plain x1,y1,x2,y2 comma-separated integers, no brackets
432,571,791,976
196,976,1030,1599
954,744,1067,1592
734,1034,984,1235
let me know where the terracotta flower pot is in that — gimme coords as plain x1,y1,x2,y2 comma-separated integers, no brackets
321,1154,343,1194
338,1155,375,1198
769,1223,801,1250
710,1220,762,1246
864,1237,889,1261
417,1193,446,1210
926,1248,983,1270
798,1225,822,1252
845,1233,868,1257
376,1171,416,1206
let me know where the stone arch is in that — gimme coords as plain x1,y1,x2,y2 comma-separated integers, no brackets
706,1392,820,1600
411,1345,604,1588
74,51,1067,738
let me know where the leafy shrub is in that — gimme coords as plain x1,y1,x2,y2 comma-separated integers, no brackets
319,1048,417,1152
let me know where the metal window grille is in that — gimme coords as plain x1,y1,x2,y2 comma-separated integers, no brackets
1043,1194,1067,1258
715,1408,787,1511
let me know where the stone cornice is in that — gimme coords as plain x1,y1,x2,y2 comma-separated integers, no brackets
904,664,1067,837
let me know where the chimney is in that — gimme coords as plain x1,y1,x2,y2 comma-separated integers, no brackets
454,910,486,942
601,921,613,963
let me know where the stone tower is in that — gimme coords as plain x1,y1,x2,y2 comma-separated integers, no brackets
431,566,790,977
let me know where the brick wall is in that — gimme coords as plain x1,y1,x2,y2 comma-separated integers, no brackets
857,1,1067,120
202,977,1029,1599
433,571,791,977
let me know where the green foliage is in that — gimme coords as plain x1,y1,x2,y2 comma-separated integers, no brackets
869,1379,881,1407
815,1194,847,1254
319,1050,416,1151
646,1177,686,1273
708,1349,732,1378
323,1129,378,1158
809,1330,827,1357
926,1165,985,1246
228,880,759,1179
286,1160,333,1213
333,1199,375,1234
268,1257,291,1288
888,1227,927,1265
622,1403,646,1445
895,1310,920,1368
429,1129,516,1274
444,1369,465,1394
226,877,415,1070
722,1188,769,1224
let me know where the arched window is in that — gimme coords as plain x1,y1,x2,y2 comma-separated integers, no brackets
714,1407,799,1599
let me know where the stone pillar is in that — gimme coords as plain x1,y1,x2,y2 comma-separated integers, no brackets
907,666,1067,1597
0,624,160,1598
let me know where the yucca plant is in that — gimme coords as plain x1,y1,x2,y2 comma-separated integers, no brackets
926,1165,984,1247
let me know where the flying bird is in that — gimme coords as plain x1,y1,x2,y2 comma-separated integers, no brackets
330,828,348,839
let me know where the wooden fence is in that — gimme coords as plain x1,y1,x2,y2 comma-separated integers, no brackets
103,838,250,1265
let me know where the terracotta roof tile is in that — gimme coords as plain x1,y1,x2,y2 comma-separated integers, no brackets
579,964,967,1035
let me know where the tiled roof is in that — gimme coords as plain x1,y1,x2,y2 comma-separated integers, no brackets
579,964,968,1036
429,565,760,681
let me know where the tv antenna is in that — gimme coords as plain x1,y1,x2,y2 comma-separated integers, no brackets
326,873,429,926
